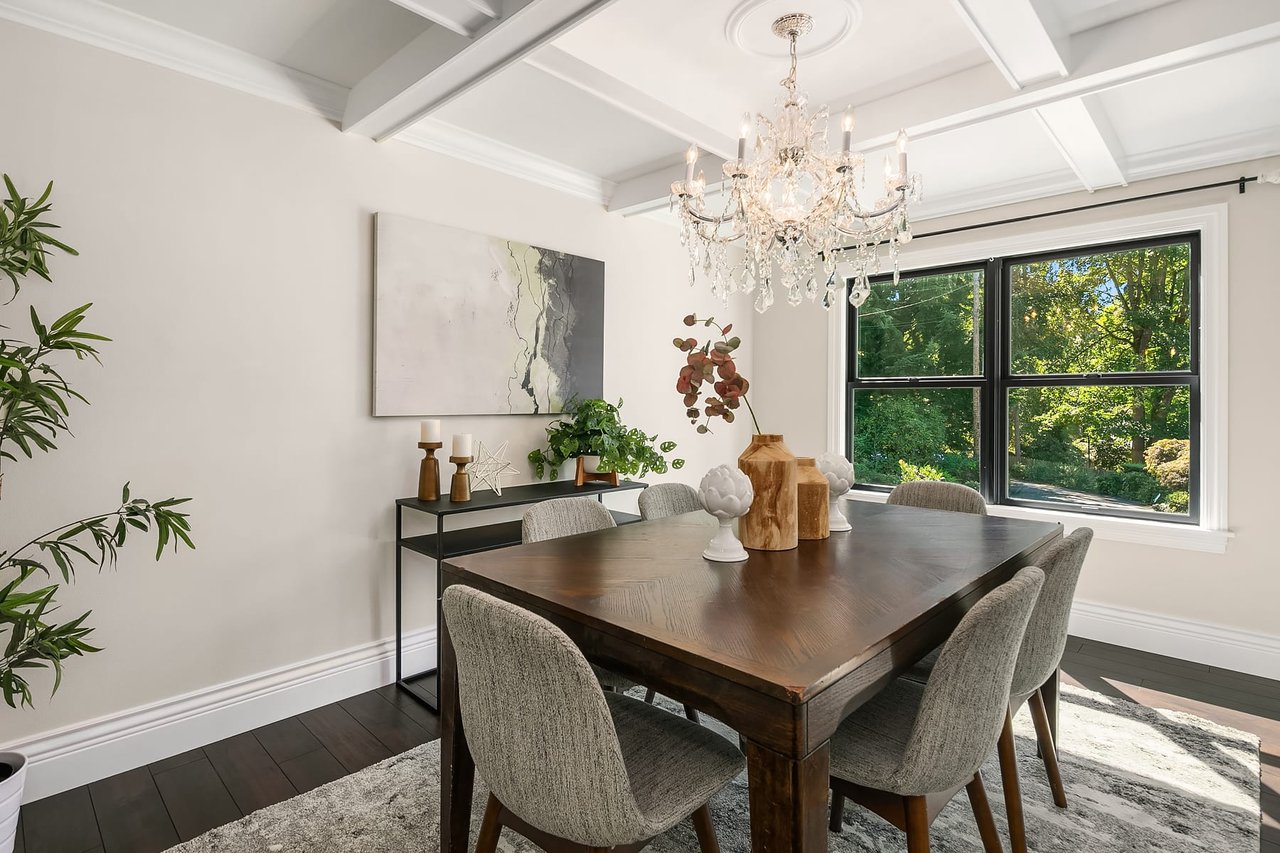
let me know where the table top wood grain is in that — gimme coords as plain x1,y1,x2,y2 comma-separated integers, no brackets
443,501,1062,704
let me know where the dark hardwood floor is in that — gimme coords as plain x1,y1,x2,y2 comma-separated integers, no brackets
15,639,1279,852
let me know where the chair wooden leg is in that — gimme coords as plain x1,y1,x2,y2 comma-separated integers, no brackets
475,793,503,853
829,791,845,832
690,803,721,853
997,710,1028,853
644,688,656,703
904,795,931,853
966,772,1004,853
1029,689,1068,808
684,704,701,724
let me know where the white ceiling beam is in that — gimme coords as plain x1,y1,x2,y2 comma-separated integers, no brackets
607,155,727,216
951,0,1126,189
342,0,618,141
949,0,1068,87
387,0,497,38
525,46,738,160
1034,96,1127,190
846,0,1280,150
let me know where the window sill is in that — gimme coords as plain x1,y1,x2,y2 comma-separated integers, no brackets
840,490,1232,554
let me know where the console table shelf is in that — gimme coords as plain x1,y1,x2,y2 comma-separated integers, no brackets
394,478,645,709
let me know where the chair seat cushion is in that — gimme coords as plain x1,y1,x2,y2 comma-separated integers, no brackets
605,692,745,834
829,678,928,793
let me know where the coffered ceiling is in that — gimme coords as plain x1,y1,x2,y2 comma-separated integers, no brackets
3,0,1277,221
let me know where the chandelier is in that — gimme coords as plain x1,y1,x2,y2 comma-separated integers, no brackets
671,13,921,312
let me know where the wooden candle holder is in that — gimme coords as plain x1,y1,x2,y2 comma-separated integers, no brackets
575,457,619,487
449,456,473,502
417,441,442,501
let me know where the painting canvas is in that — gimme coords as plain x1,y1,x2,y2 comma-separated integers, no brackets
373,213,605,416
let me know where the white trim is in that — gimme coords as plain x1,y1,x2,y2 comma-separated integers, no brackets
0,627,437,803
829,204,1231,548
0,0,348,120
1069,600,1280,680
841,489,1231,553
399,119,615,203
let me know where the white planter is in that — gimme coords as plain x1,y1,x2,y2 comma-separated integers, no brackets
0,752,26,853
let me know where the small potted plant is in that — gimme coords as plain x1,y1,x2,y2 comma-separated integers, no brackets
528,397,683,480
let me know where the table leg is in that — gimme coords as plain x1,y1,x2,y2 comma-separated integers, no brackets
439,610,475,853
1041,667,1060,745
394,506,402,684
745,739,831,852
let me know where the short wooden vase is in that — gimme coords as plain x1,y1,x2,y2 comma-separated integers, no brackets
796,457,830,540
737,433,798,551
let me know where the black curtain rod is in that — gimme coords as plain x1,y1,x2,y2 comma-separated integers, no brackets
847,175,1260,249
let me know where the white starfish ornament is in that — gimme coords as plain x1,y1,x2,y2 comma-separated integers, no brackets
469,440,518,495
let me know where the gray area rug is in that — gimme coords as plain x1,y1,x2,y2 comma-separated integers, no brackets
167,685,1261,852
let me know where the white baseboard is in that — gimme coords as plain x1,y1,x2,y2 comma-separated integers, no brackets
1070,600,1280,681
2,627,437,803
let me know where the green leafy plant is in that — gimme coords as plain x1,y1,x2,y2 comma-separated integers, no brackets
528,397,683,480
0,174,194,708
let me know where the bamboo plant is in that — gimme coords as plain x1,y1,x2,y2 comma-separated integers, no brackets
0,174,194,708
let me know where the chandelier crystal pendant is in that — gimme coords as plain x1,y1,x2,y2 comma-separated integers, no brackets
671,13,922,313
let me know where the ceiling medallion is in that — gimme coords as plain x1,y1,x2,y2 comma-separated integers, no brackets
725,0,861,59
673,12,921,313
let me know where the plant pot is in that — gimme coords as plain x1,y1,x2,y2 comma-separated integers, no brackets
796,457,830,540
0,752,26,853
581,454,610,473
737,434,798,551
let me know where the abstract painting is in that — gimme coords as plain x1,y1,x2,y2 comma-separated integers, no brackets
373,213,605,416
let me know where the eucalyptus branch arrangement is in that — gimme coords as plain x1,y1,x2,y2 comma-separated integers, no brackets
0,174,194,708
673,314,760,434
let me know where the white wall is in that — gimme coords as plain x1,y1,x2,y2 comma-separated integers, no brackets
0,18,754,747
754,157,1280,656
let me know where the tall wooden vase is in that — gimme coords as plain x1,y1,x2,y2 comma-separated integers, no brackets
737,434,798,551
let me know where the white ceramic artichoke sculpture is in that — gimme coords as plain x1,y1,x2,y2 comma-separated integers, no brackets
698,464,754,562
817,451,855,532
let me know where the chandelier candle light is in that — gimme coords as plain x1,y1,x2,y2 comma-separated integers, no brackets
671,13,921,312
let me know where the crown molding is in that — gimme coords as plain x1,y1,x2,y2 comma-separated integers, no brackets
0,0,348,120
0,0,612,204
399,119,615,203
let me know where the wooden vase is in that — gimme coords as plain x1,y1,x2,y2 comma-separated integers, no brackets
737,434,798,551
796,457,830,540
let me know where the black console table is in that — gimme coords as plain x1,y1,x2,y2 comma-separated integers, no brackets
394,478,646,709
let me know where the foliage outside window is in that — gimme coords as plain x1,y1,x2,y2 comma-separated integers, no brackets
847,234,1199,523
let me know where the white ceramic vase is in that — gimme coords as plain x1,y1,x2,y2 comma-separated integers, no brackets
698,465,754,562
817,451,855,532
0,752,26,853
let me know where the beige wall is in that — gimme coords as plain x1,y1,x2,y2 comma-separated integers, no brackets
0,20,755,742
754,156,1280,641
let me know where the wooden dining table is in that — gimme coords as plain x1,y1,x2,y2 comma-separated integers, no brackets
438,500,1062,853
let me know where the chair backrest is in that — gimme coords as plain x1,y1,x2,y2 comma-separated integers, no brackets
522,496,617,544
893,567,1045,795
442,585,647,844
886,481,987,515
1009,528,1093,702
638,483,702,521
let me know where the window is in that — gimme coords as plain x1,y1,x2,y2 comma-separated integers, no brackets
847,233,1199,523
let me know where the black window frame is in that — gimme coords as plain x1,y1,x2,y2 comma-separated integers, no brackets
845,231,1201,525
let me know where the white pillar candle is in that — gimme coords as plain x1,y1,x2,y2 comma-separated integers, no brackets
896,129,909,175
685,144,698,182
452,434,473,458
420,419,441,443
841,109,854,154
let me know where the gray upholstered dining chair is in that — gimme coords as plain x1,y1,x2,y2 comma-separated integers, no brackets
886,480,988,515
522,496,617,543
638,483,702,521
828,566,1045,853
901,528,1092,853
443,585,744,853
